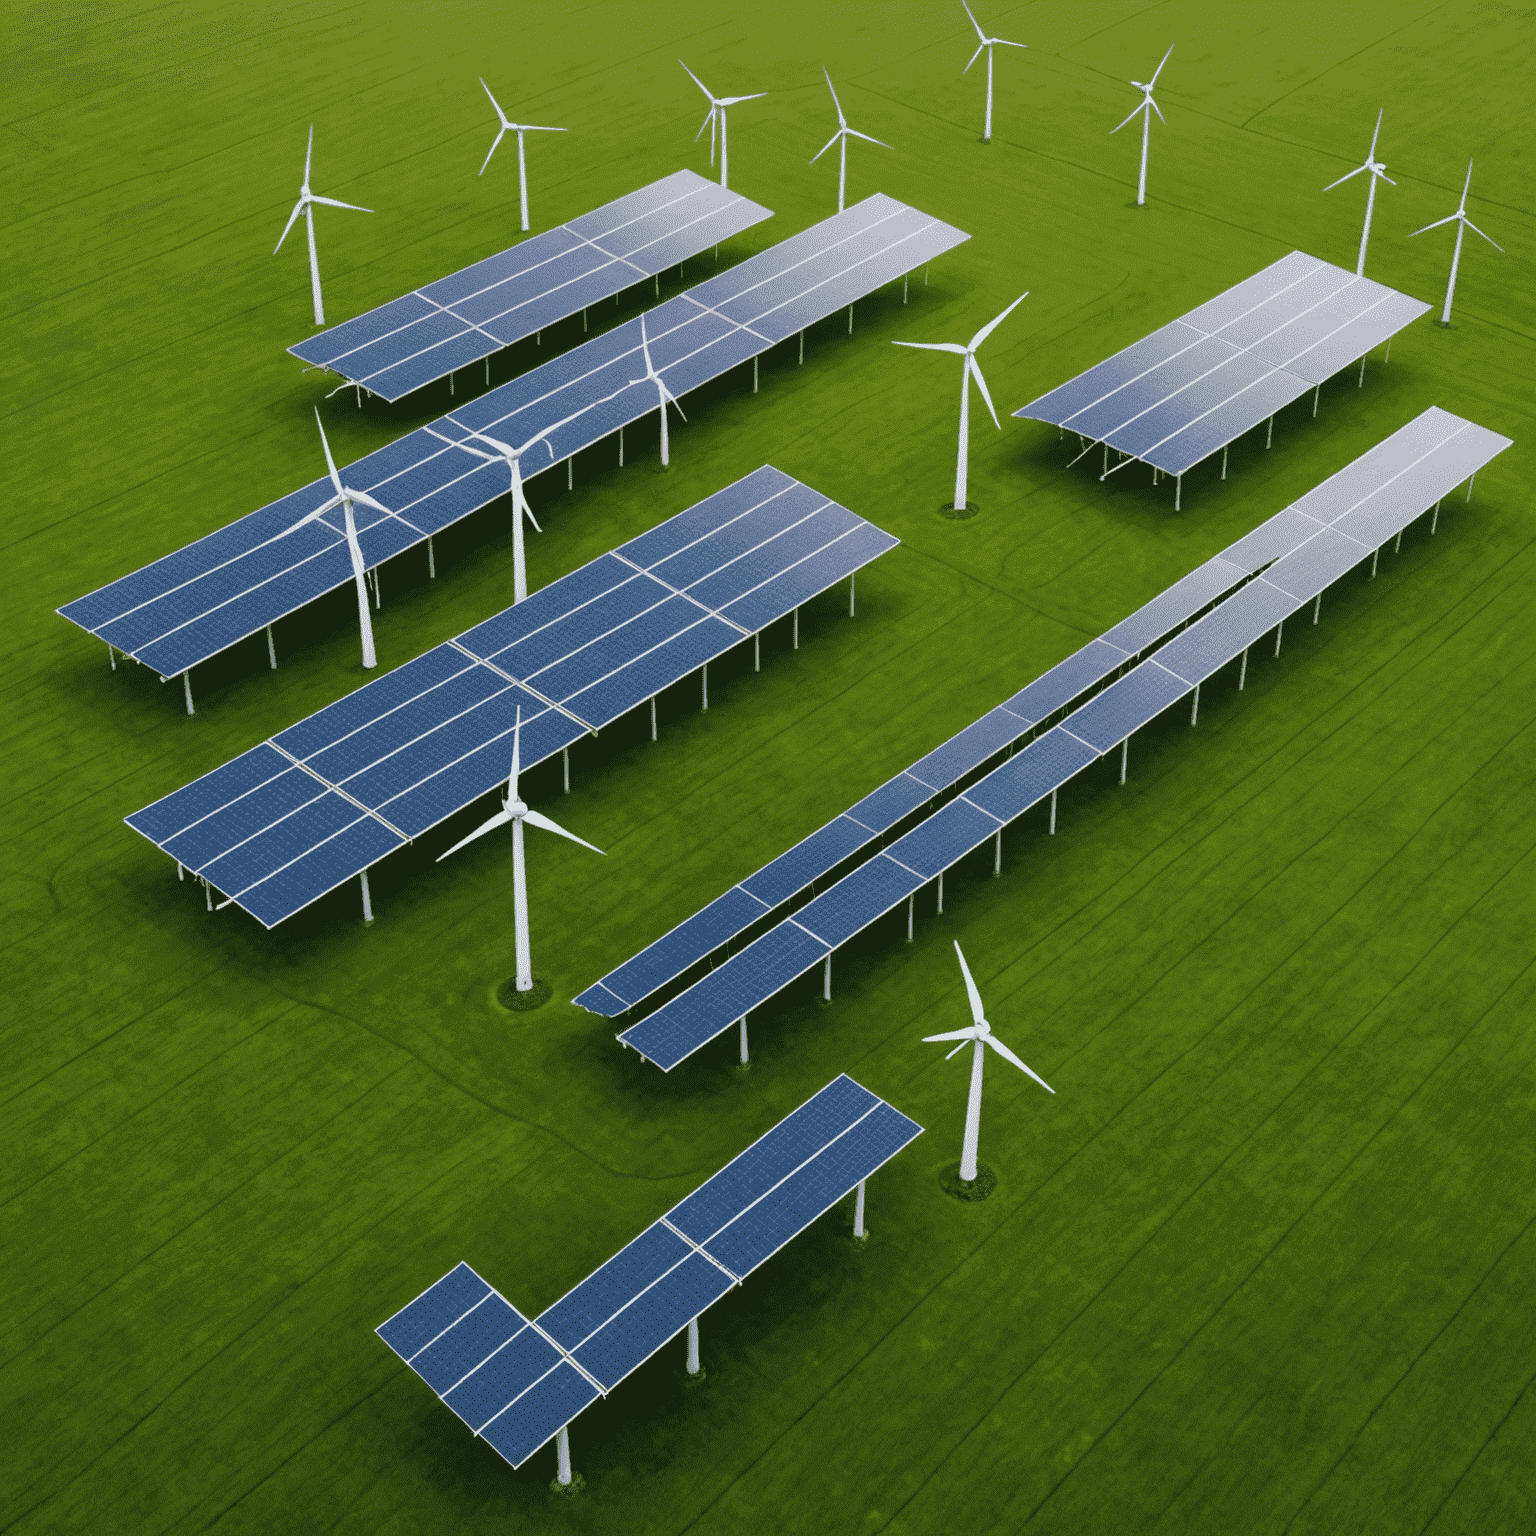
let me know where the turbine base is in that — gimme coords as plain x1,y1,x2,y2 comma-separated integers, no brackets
938,501,981,521
495,974,553,1012
940,1160,998,1201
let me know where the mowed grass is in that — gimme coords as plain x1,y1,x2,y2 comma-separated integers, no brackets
3,0,1534,1531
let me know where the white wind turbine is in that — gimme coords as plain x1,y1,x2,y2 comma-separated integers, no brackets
629,312,687,467
894,292,1027,512
925,942,1054,1184
811,67,890,212
275,410,391,669
273,125,373,327
437,708,605,994
1111,45,1174,208
1409,158,1501,326
1326,109,1395,277
477,78,565,232
961,1,1026,144
680,60,766,190
446,419,552,603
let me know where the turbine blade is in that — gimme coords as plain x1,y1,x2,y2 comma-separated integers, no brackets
962,0,986,44
1150,43,1174,85
997,38,1027,49
314,409,345,498
309,195,372,212
1150,96,1166,125
944,1040,970,1060
436,808,514,862
719,93,768,105
273,198,305,253
1459,157,1474,209
848,129,891,148
1367,106,1382,161
522,501,543,533
1324,164,1367,190
823,66,846,128
1464,217,1502,250
969,290,1028,351
969,355,1002,430
523,808,606,855
480,77,510,127
662,385,687,422
965,42,986,74
892,340,969,354
1111,101,1144,135
953,941,987,1027
519,124,566,133
923,1026,981,1043
345,488,392,516
695,102,716,146
275,495,343,537
810,128,843,163
509,706,521,798
1407,212,1459,237
305,123,313,183
480,124,507,176
679,59,714,102
984,1033,1055,1093
1377,169,1397,186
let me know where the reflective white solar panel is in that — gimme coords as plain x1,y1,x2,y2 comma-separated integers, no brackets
1014,251,1432,477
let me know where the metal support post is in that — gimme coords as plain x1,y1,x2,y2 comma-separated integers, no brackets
1175,475,1182,511
1394,529,1403,554
937,871,945,914
567,458,573,491
266,626,277,668
582,307,588,332
754,633,760,672
1221,446,1229,480
1431,499,1440,535
428,537,435,578
108,644,116,670
906,894,914,942
485,358,490,386
799,330,804,364
1120,737,1128,784
650,696,658,740
1312,383,1320,418
853,1179,866,1238
753,357,759,393
177,862,185,882
1049,788,1057,834
1385,338,1392,364
738,1016,749,1065
556,1427,571,1486
1275,619,1285,657
993,830,1002,876
562,747,570,794
204,877,212,910
1466,474,1476,502
1238,648,1248,690
823,953,832,1001
793,608,799,649
1313,593,1322,625
847,304,853,334
619,426,624,467
360,870,374,925
1371,548,1379,579
702,663,709,711
686,1317,700,1374
449,370,455,395
1358,355,1367,387
849,573,856,617
903,273,909,303
1266,415,1274,449
1103,442,1108,476
1191,685,1200,726
183,671,195,715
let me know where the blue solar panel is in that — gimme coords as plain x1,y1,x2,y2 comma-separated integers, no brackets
792,855,925,948
885,796,1001,880
998,639,1129,725
289,171,774,401
1154,581,1296,686
1260,525,1371,601
1014,251,1432,476
907,705,1026,791
377,1076,922,1472
1099,557,1250,656
741,816,876,909
1061,664,1190,753
846,773,933,833
63,198,962,683
962,727,1100,822
125,469,895,927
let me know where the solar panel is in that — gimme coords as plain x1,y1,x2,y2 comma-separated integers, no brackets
376,1075,922,1471
125,467,898,928
61,195,967,687
611,408,1510,1070
288,171,774,401
1014,250,1432,479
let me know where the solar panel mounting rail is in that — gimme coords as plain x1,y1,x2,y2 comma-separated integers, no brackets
375,1074,922,1473
606,407,1511,1071
289,169,774,402
60,194,968,697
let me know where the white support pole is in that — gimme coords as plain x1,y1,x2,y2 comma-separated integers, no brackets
1175,475,1182,512
849,573,856,617
1120,737,1129,784
567,458,573,491
1358,355,1367,388
1466,474,1476,503
1312,384,1321,418
903,272,909,304
619,426,624,467
1313,592,1322,625
108,644,116,670
1103,443,1109,476
1431,499,1441,535
266,626,277,669
1266,415,1274,449
556,1427,571,1486
793,609,799,650
1385,338,1392,364
177,861,185,882
906,893,914,942
937,871,945,914
183,671,195,715
847,304,853,334
753,357,759,393
582,307,588,332
1239,648,1248,690
1275,619,1285,657
428,537,436,578
686,1317,701,1375
1394,529,1403,554
650,696,658,740
823,953,832,1001
853,1179,866,1238
356,385,362,408
738,1015,749,1064
993,829,1002,877
449,371,455,396
562,747,570,794
1049,788,1057,834
1221,446,1229,481
701,663,709,711
1371,547,1380,579
798,330,804,365
1191,685,1200,726
360,870,374,925
485,358,490,386
204,877,213,910
754,633,760,672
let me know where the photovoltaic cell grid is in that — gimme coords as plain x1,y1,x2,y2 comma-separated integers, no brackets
124,467,898,928
60,195,967,684
288,171,774,401
613,408,1510,1070
375,1075,922,1470
1013,251,1433,477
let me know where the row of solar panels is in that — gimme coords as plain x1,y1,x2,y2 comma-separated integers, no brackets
378,1074,922,1469
125,467,899,928
584,408,1511,1071
291,169,774,400
60,193,968,684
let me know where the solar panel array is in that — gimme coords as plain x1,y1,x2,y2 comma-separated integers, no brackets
611,408,1511,1070
60,194,968,685
288,171,774,401
376,1074,922,1469
1013,251,1432,477
124,467,899,928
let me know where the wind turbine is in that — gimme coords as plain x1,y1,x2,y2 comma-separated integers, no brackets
961,1,1026,144
437,708,605,994
924,942,1054,1185
275,410,391,669
1325,109,1395,277
477,78,565,232
811,67,890,212
894,293,1027,512
679,60,766,190
1409,158,1501,326
273,125,373,327
447,419,551,603
1111,45,1173,207
629,312,687,467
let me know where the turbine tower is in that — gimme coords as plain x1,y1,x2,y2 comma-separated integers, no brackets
437,708,605,994
275,410,390,669
811,67,890,212
273,125,373,327
1325,109,1395,277
1408,158,1502,326
629,313,687,467
679,60,766,190
961,1,1026,144
893,293,1027,512
477,78,565,232
924,941,1054,1184
1110,45,1173,207
447,419,553,603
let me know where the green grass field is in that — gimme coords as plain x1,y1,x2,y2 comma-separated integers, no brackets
4,1,1533,1530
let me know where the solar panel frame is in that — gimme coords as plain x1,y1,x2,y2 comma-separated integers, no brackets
63,197,963,683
